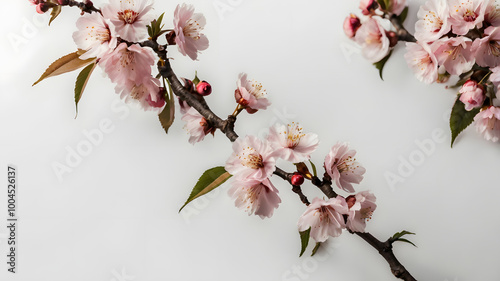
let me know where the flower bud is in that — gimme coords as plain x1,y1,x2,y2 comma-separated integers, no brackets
345,195,356,209
459,80,485,111
58,0,69,5
343,14,361,38
386,31,398,48
181,78,195,92
196,80,212,96
359,0,378,15
166,31,177,45
36,2,50,14
291,173,305,186
28,0,41,5
84,0,93,8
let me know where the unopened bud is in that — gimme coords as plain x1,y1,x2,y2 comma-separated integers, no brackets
58,0,69,5
196,81,212,96
181,78,195,92
36,2,50,13
291,173,305,186
346,195,356,209
359,0,378,16
84,0,93,8
386,31,398,48
166,31,177,45
343,14,361,38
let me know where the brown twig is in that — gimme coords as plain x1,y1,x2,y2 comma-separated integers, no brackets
389,14,416,43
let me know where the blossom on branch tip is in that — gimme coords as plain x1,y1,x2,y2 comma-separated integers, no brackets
346,191,376,233
73,13,117,60
267,123,319,163
235,73,270,112
100,43,156,88
414,0,451,43
474,106,500,142
225,135,276,182
459,80,485,111
181,107,215,144
228,178,281,219
324,142,365,193
448,0,487,36
471,26,500,68
173,3,209,60
404,42,438,84
297,197,348,243
101,0,154,42
354,18,390,63
432,37,474,76
196,80,212,96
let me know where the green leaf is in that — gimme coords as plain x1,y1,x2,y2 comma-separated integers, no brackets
396,238,417,247
156,12,165,29
311,242,321,256
373,51,392,81
392,230,415,240
179,167,232,212
299,228,311,257
74,62,97,117
377,0,390,10
159,80,175,134
33,51,95,86
49,6,62,26
450,95,481,147
147,25,153,37
308,160,317,177
398,6,409,23
192,71,200,86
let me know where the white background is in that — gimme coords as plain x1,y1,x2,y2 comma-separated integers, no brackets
1,0,499,280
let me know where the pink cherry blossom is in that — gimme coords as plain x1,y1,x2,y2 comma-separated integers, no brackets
359,0,378,15
354,18,390,63
235,73,270,111
404,42,439,84
448,0,487,35
225,135,276,182
343,14,361,38
324,143,365,193
101,0,154,42
432,37,474,76
73,13,117,60
346,191,376,233
414,0,451,43
485,0,500,26
228,178,281,219
181,107,215,144
489,65,500,87
297,197,349,243
100,43,156,88
471,26,500,67
474,106,500,142
173,3,209,61
459,80,485,111
115,76,164,111
267,123,319,163
388,0,406,16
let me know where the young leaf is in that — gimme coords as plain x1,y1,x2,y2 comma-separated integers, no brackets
396,238,417,247
392,230,415,240
74,62,97,117
377,0,390,11
397,6,409,24
311,242,321,256
299,228,311,257
373,51,392,81
49,6,62,26
159,80,175,134
309,160,317,177
192,71,200,86
179,167,232,212
450,95,480,147
33,51,95,86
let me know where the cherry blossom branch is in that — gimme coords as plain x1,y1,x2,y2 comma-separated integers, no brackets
388,14,415,43
153,47,417,280
66,0,101,14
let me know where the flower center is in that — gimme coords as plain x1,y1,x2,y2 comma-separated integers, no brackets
336,156,359,175
239,147,264,169
284,123,304,148
360,206,373,221
130,84,146,100
118,9,139,24
248,80,267,99
183,19,203,40
463,9,477,22
424,11,443,32
87,26,111,43
446,45,462,61
119,49,136,68
487,117,497,130
489,41,500,57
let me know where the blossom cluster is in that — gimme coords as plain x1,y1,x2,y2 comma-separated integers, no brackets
343,0,407,63
405,0,500,142
34,0,210,111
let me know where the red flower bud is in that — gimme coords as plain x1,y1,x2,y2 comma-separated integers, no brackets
196,80,212,96
58,0,69,5
36,2,50,14
386,31,398,48
291,173,305,186
343,14,361,38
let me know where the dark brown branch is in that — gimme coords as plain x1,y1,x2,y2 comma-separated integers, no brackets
389,14,416,43
67,0,101,14
151,43,417,281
